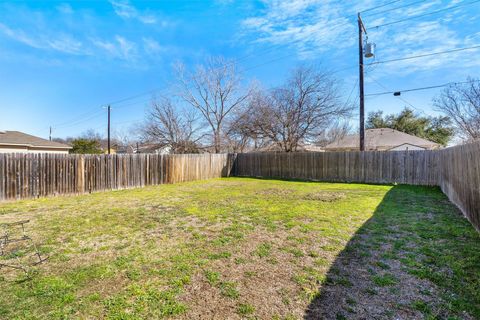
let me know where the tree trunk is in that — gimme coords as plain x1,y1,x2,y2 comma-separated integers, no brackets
214,130,221,153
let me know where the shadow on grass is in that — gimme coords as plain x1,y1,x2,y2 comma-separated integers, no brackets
304,185,480,320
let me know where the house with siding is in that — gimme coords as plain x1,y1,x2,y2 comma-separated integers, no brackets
0,131,71,154
324,128,440,152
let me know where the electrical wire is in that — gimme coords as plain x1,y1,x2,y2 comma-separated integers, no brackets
103,88,166,107
51,108,103,128
53,110,105,129
365,79,480,96
344,79,359,107
366,74,427,115
50,0,404,132
360,0,403,13
366,45,480,66
362,0,429,17
222,18,357,72
52,1,450,132
199,0,408,74
112,98,154,110
372,0,480,28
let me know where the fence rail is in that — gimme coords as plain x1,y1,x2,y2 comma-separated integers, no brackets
0,153,234,201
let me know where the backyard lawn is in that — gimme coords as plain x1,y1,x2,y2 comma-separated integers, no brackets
0,178,479,319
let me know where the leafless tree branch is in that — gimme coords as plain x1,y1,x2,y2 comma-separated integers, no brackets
433,78,480,142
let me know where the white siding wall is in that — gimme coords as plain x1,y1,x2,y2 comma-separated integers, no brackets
0,145,70,154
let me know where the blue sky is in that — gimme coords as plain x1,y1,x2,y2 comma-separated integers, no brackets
0,0,479,140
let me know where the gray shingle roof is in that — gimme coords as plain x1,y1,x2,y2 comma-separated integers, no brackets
0,131,71,149
324,128,440,150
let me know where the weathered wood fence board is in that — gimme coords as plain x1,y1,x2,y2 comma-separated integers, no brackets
0,153,234,201
438,142,480,232
232,150,441,186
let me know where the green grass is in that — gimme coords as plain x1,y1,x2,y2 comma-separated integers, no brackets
0,178,479,319
236,303,255,316
371,274,398,287
253,242,272,258
219,281,240,299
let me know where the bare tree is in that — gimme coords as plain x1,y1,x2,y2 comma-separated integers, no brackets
223,115,257,153
227,88,272,151
315,121,352,147
433,78,480,142
81,129,103,142
175,56,251,153
142,97,203,154
113,128,137,153
247,65,352,152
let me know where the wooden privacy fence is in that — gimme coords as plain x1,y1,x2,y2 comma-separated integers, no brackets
438,142,480,232
232,144,480,232
0,153,234,201
232,150,440,186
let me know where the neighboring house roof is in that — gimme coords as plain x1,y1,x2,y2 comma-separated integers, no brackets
0,131,71,149
250,142,324,153
300,144,325,152
134,143,171,154
324,128,440,151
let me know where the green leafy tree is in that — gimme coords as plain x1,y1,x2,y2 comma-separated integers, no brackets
366,107,454,146
70,138,103,154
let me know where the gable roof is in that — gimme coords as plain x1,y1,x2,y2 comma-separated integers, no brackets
0,131,71,149
324,128,440,150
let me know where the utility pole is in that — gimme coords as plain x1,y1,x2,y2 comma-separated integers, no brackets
358,13,367,152
49,126,52,141
107,105,111,154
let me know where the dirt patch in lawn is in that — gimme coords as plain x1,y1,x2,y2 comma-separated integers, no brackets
302,192,346,202
257,188,296,197
178,225,336,319
305,233,476,320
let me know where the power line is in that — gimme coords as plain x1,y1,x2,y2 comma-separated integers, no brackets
228,18,357,71
50,1,410,132
363,0,428,17
114,98,153,110
366,44,480,66
344,79,359,107
244,0,427,63
50,88,164,129
221,0,404,69
366,75,427,114
366,79,480,96
202,0,407,74
51,107,103,128
372,0,480,28
53,110,105,129
360,0,403,13
104,88,166,107
48,1,392,132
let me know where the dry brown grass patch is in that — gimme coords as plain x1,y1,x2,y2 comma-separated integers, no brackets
302,191,346,202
